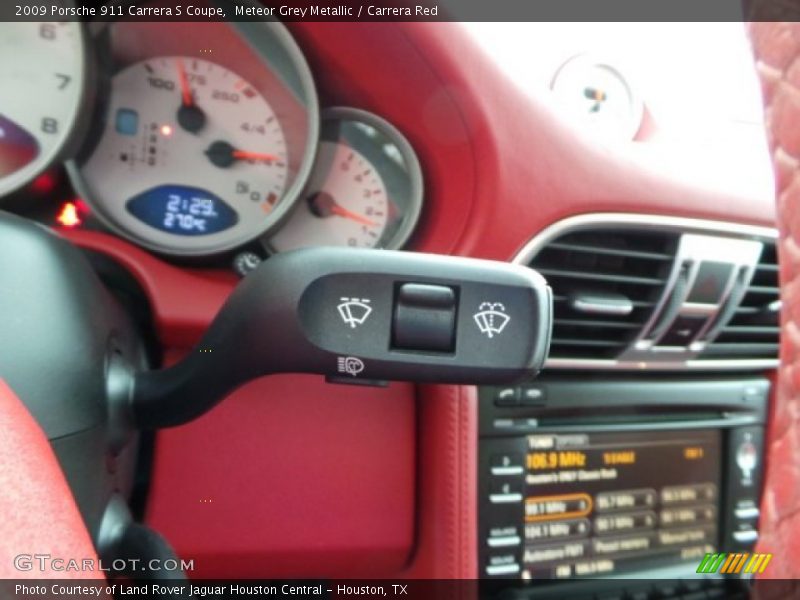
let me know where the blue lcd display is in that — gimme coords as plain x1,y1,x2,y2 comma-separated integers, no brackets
115,108,139,136
126,185,238,236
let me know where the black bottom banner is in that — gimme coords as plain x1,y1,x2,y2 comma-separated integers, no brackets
2,578,800,600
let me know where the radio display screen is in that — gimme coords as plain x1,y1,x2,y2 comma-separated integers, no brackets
521,429,720,579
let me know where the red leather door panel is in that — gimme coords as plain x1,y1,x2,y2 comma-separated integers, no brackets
752,21,800,580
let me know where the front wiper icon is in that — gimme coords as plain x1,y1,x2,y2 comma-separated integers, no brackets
337,297,373,329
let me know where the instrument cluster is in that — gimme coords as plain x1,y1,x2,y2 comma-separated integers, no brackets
0,3,423,262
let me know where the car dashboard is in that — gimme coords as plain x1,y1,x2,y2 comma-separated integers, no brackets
0,12,779,598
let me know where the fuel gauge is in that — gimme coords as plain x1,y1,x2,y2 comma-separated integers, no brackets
267,107,423,252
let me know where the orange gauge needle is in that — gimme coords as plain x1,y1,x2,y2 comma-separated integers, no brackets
176,60,206,133
330,203,377,227
176,59,193,106
307,192,378,226
231,150,280,162
205,141,278,168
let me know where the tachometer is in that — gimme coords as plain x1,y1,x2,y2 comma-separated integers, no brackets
267,108,423,252
0,18,88,196
69,17,318,256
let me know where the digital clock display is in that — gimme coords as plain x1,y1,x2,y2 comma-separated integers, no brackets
126,184,238,236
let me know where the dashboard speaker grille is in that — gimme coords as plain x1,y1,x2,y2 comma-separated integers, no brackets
700,242,780,360
529,229,679,360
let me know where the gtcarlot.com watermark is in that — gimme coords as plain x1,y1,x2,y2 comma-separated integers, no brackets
14,553,194,573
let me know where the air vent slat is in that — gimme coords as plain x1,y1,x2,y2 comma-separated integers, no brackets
699,241,779,362
747,286,780,294
537,269,666,286
701,343,779,357
721,326,780,335
528,228,678,360
551,338,623,348
547,242,674,261
554,318,642,329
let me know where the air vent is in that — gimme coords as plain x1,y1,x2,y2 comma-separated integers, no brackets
528,228,679,360
700,242,780,360
517,214,779,370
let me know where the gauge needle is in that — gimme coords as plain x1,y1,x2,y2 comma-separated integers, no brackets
232,150,280,162
176,59,206,133
330,204,377,226
177,59,193,106
308,192,377,227
206,141,280,168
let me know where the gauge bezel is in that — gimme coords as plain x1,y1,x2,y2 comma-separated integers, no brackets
550,53,644,141
66,8,320,258
265,106,424,254
0,12,94,198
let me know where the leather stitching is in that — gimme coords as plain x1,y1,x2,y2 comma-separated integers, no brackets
752,21,800,580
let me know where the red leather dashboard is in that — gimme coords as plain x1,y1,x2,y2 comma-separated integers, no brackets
62,22,777,578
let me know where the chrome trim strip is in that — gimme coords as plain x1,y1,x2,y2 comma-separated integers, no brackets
681,302,719,316
486,563,521,576
732,530,759,543
571,296,634,316
489,493,524,504
623,235,764,354
734,506,760,520
491,466,525,476
514,213,779,371
545,358,779,370
512,213,778,267
487,535,522,548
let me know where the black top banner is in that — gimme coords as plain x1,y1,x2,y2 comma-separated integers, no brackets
2,0,800,23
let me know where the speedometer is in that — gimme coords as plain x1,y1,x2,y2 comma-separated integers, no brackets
0,18,88,197
81,57,288,240
69,17,318,256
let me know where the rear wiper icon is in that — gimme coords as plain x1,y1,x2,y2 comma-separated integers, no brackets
473,302,511,338
337,297,373,329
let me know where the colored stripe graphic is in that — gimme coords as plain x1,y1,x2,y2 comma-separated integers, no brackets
720,553,737,573
697,552,773,574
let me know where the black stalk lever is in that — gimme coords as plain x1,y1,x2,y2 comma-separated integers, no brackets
130,248,552,428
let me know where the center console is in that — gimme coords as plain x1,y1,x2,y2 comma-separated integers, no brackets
478,377,768,596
